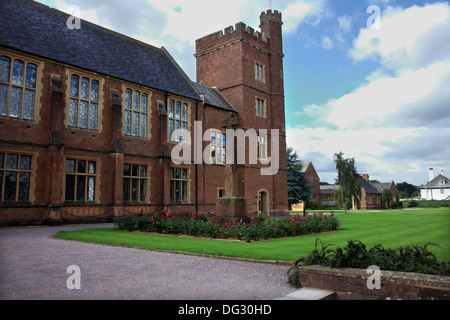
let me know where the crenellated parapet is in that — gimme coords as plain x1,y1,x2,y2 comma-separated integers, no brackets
260,9,283,25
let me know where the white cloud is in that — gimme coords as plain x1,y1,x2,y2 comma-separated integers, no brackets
286,125,427,183
338,15,352,33
322,3,450,130
283,0,328,32
350,3,450,71
324,61,450,129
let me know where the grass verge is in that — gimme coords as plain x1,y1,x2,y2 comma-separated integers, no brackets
53,208,450,263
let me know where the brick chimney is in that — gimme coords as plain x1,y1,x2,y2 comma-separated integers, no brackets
362,174,370,181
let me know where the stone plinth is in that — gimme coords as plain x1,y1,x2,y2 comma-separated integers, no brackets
215,196,248,224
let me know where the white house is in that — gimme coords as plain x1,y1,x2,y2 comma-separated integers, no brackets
420,168,450,200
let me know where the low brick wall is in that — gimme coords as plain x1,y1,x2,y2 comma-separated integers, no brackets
298,265,450,300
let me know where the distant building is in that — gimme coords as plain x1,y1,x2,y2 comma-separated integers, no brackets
320,184,340,208
420,169,450,200
353,174,382,210
291,165,399,211
372,181,399,207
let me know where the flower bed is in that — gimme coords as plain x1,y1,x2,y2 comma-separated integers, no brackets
113,212,339,243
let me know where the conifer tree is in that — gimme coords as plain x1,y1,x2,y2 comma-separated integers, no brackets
287,147,311,213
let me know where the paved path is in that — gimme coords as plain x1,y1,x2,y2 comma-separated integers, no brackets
0,224,296,300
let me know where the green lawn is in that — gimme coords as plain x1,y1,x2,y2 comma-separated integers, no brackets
53,208,450,262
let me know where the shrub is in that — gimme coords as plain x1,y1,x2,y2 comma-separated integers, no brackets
287,239,450,288
114,212,340,243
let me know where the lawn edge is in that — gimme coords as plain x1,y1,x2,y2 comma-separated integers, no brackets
50,234,293,267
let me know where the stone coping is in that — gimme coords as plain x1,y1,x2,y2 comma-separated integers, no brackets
298,265,450,288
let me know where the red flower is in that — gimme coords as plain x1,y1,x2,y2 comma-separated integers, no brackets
274,228,277,231
251,217,254,220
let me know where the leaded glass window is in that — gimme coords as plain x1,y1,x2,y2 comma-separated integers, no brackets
170,168,188,203
210,130,226,164
124,89,149,138
65,158,97,202
123,163,148,202
0,55,37,120
168,99,188,143
0,152,32,202
258,134,267,160
68,75,99,130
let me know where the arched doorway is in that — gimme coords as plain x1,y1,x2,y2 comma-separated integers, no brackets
257,190,270,216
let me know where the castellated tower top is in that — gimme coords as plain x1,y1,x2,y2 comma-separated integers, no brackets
260,9,283,25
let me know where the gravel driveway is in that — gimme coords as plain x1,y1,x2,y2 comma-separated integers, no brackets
0,224,296,300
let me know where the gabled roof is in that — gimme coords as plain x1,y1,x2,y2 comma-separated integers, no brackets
357,178,382,194
320,185,340,195
191,82,236,112
301,162,311,173
372,182,392,192
421,175,450,189
0,0,201,101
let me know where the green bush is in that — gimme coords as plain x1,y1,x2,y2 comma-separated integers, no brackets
113,212,340,243
287,239,450,288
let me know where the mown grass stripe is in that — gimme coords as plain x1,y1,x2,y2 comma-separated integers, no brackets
53,208,450,262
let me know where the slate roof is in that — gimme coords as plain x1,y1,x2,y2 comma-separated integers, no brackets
421,175,450,189
0,0,201,101
320,185,340,195
372,182,392,192
191,82,236,112
357,178,381,194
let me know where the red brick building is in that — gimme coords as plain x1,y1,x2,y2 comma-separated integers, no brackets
0,0,288,226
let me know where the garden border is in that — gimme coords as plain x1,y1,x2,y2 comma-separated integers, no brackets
297,265,450,300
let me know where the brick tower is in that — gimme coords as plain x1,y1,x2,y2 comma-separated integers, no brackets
195,10,289,217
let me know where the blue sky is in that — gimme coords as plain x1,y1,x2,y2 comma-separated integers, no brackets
36,0,450,186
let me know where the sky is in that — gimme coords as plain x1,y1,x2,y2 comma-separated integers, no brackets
35,0,450,186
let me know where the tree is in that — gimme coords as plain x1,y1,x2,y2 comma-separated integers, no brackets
333,152,361,211
397,182,419,199
287,147,311,213
382,189,393,208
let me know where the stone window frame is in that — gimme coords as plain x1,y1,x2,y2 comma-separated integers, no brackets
64,68,104,132
255,62,265,83
217,187,225,199
169,167,190,204
121,84,153,140
63,156,101,203
208,129,227,165
122,162,151,203
257,133,267,161
0,50,43,123
167,97,191,144
255,96,267,118
0,150,37,203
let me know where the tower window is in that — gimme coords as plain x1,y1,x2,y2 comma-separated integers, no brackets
256,98,266,117
255,63,264,82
